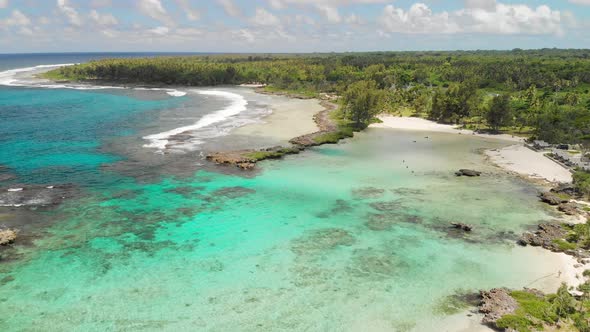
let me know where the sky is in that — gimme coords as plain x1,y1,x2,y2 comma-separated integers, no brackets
1,0,590,53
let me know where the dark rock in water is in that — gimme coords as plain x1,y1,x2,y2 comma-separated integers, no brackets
0,184,76,207
455,169,481,177
518,223,567,251
479,288,518,325
538,192,568,206
451,222,473,232
558,202,578,216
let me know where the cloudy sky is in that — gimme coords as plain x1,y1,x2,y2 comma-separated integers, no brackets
1,0,590,53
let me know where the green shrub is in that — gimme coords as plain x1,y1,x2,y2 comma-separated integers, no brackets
510,291,557,323
495,315,538,332
552,239,578,251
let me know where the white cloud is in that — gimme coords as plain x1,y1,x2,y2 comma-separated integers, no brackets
266,1,388,24
235,28,255,42
379,3,459,34
294,14,316,25
176,28,203,36
316,5,341,23
148,26,169,35
89,10,118,26
0,9,31,26
0,0,8,9
344,13,363,24
39,17,51,25
91,0,112,7
138,0,174,25
218,0,241,17
464,4,562,35
464,0,496,11
379,2,563,35
268,0,387,7
19,27,33,35
568,0,590,5
250,8,280,26
176,0,200,21
57,0,82,27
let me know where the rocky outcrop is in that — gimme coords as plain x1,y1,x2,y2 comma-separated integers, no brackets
0,228,18,245
451,222,473,232
551,183,578,197
206,150,257,169
518,223,567,250
455,169,482,177
539,192,568,206
289,102,342,147
207,100,344,170
558,202,578,216
479,288,518,325
206,146,302,170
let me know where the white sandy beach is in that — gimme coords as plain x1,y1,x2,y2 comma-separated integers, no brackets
371,116,524,142
233,96,322,142
372,115,573,184
486,145,572,184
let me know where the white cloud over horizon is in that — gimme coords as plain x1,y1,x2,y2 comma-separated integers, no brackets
0,0,589,53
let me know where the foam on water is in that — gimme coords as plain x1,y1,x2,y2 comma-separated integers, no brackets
143,90,248,150
0,63,76,86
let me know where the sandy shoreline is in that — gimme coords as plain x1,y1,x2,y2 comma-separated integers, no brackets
233,95,323,143
485,145,572,184
372,115,572,185
371,116,524,143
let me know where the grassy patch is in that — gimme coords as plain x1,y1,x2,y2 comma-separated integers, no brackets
243,147,300,161
313,127,354,145
41,69,77,81
495,315,540,332
510,291,557,323
552,239,578,251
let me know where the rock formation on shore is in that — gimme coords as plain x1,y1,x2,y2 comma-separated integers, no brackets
455,169,482,177
207,100,343,170
518,223,567,251
479,288,519,325
538,192,569,206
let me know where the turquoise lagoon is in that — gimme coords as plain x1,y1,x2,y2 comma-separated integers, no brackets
0,85,565,331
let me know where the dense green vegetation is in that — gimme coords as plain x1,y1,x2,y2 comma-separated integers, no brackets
45,49,590,139
574,170,590,198
496,284,590,332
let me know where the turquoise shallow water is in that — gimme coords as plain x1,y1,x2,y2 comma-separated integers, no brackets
0,90,563,332
0,87,182,185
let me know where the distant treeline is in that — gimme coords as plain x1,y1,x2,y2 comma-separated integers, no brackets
45,49,590,141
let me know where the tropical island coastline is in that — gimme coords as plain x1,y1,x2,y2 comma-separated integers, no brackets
4,50,590,331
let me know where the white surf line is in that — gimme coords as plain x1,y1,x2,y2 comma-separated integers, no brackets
142,90,248,150
0,63,76,86
0,64,187,97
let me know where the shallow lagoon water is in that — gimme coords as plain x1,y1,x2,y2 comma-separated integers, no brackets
0,114,563,332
